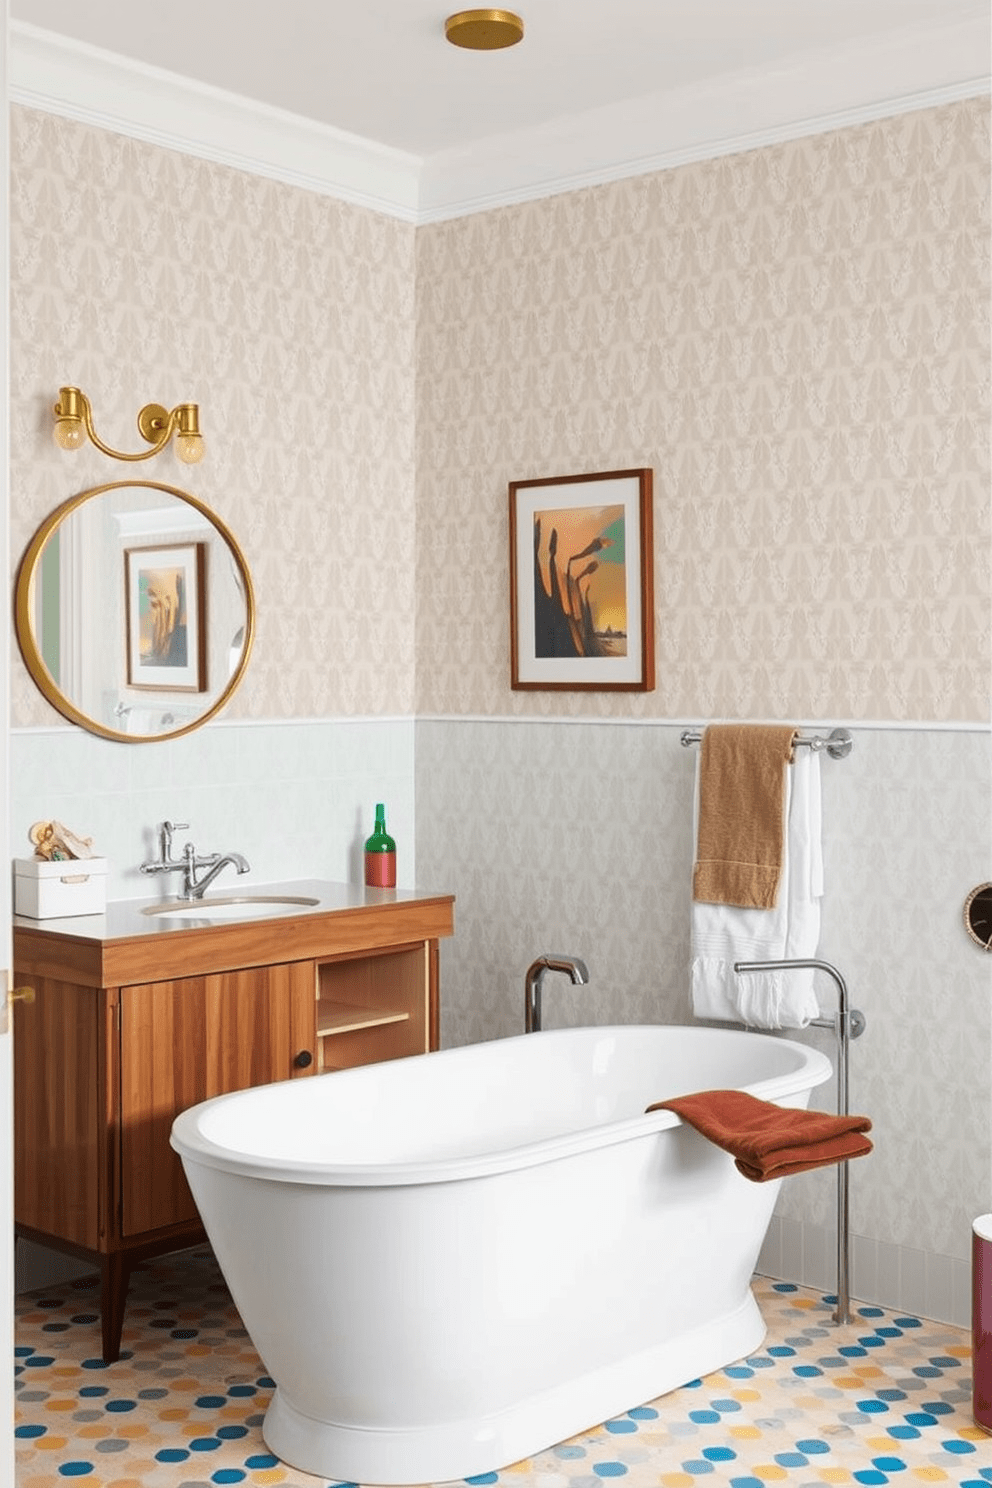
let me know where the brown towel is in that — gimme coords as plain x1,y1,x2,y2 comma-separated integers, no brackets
647,1088,873,1183
692,724,797,909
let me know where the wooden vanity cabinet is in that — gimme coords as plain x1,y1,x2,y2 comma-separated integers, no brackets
13,884,453,1363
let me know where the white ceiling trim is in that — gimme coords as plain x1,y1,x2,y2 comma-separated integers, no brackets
10,18,990,225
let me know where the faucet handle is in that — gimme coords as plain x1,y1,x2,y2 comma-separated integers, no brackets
159,820,189,861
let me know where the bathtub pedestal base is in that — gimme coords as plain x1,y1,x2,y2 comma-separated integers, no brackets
262,1290,766,1485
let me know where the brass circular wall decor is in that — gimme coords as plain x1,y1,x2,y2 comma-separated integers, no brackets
15,480,255,743
445,9,524,49
964,882,992,951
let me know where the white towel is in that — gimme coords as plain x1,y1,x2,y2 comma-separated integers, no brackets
690,747,823,1029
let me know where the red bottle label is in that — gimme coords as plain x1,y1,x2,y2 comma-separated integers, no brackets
365,851,396,888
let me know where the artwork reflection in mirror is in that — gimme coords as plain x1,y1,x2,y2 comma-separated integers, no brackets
124,541,206,691
18,480,253,742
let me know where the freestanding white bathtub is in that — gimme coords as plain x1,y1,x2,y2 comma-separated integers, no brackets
171,1024,831,1484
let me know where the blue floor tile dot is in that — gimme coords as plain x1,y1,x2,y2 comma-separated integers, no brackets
57,1467,93,1479
875,1327,903,1338
929,1356,960,1367
767,1345,796,1356
774,1453,808,1467
858,1307,885,1317
555,1446,587,1459
256,1375,276,1388
872,1459,907,1472
920,1401,953,1414
155,1449,190,1463
104,1399,137,1412
196,1394,229,1409
772,1283,798,1292
877,1390,908,1401
15,1424,46,1438
942,1439,976,1455
905,1412,937,1426
227,1384,257,1397
210,1473,246,1485
78,1386,108,1398
465,1474,499,1484
702,1447,736,1462
839,1345,868,1357
886,1426,921,1440
796,1440,830,1454
592,1462,628,1476
627,1406,658,1419
689,1410,720,1423
711,1399,742,1413
724,1365,754,1378
190,1437,223,1451
22,1355,55,1368
217,1425,249,1440
729,1478,765,1488
912,1366,942,1377
244,1457,280,1469
853,1473,888,1485
681,1465,713,1478
894,1317,922,1328
605,1419,637,1433
793,1365,823,1377
856,1399,889,1414
80,1358,109,1371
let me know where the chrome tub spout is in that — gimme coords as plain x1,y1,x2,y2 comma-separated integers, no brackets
524,954,590,1033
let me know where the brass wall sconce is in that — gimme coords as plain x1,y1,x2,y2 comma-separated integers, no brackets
52,386,205,464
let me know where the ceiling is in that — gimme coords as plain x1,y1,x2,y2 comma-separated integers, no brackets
8,0,990,218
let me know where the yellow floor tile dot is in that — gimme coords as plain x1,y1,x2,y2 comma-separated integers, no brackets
43,1397,79,1412
909,1470,950,1482
731,1388,761,1401
34,1436,68,1450
660,1475,695,1488
958,1424,990,1440
820,1471,854,1484
729,1425,763,1439
753,1467,789,1482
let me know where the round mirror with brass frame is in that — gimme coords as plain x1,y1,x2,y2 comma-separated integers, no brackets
15,479,255,743
964,882,992,952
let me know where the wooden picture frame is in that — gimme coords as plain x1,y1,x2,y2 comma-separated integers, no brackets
509,468,654,691
124,541,207,692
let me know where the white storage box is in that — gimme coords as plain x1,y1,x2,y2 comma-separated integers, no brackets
13,857,108,919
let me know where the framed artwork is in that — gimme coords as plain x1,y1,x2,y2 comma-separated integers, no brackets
124,542,207,692
509,468,654,691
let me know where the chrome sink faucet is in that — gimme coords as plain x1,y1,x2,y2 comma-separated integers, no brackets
140,820,250,900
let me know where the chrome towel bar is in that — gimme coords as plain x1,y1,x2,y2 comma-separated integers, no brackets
681,727,853,760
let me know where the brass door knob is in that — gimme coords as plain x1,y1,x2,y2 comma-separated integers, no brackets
7,986,35,1008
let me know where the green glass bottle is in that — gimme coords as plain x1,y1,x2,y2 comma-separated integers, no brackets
364,802,396,888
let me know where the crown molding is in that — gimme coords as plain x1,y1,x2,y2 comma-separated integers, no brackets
8,21,423,222
10,17,990,225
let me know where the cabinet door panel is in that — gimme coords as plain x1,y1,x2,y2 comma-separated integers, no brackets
120,962,315,1236
14,977,105,1249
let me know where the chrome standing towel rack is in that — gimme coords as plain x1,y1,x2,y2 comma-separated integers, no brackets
734,958,867,1327
681,727,854,760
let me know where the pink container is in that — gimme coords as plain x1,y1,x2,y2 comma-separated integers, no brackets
974,1214,992,1434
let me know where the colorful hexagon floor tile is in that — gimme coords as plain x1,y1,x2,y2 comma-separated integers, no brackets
15,1250,987,1487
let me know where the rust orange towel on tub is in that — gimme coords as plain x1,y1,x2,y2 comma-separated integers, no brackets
647,1088,873,1183
692,724,797,909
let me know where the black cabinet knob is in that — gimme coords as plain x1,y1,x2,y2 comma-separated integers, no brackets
293,1049,313,1069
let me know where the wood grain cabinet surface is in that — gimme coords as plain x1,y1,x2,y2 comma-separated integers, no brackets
13,881,454,1361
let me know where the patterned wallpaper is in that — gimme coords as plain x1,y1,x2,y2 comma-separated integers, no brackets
416,100,991,724
9,106,418,727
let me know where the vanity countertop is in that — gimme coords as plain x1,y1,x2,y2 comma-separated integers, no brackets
13,879,455,989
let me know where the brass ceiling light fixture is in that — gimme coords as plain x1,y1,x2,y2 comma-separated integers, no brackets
444,9,524,50
52,386,205,464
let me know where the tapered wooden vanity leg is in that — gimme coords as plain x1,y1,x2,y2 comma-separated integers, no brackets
101,1253,129,1363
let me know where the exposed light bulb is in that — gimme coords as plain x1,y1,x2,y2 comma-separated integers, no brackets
52,417,84,451
176,433,205,464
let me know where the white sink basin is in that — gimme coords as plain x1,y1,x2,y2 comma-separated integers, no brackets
142,894,321,921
